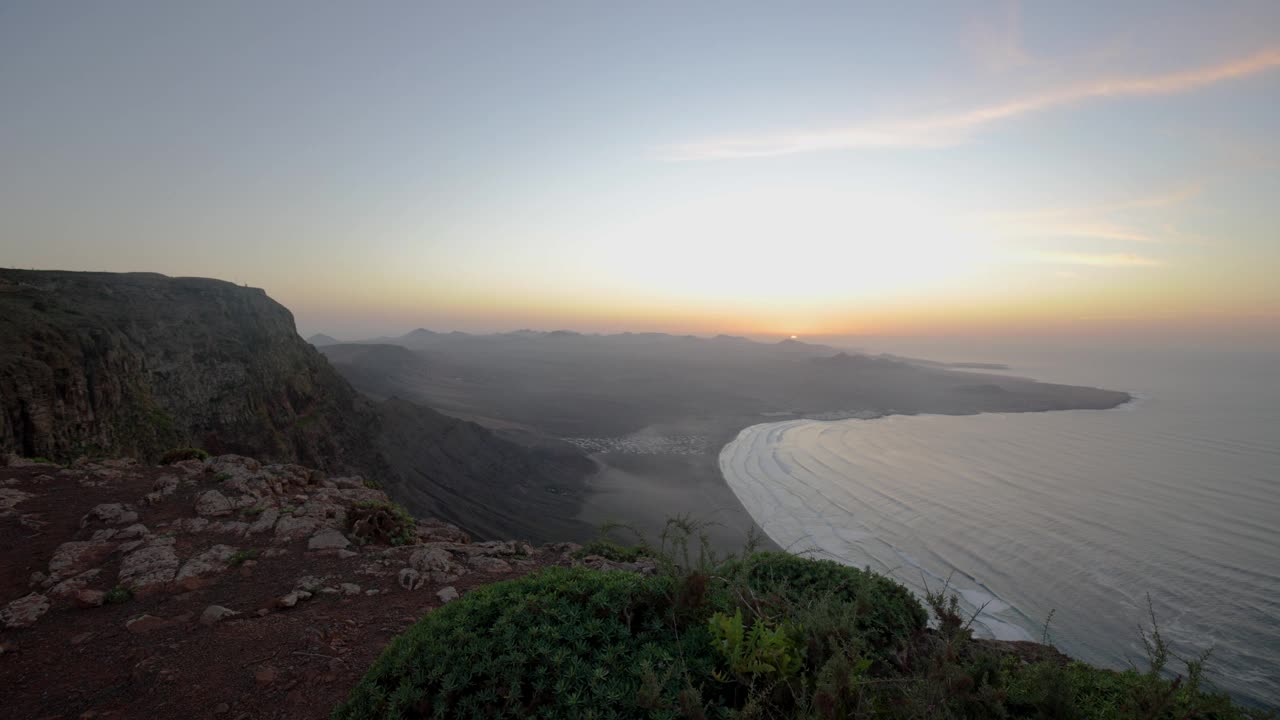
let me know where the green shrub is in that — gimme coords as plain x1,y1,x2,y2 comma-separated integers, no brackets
159,447,209,464
349,500,416,546
718,551,928,662
573,539,650,563
229,548,259,567
104,586,133,604
708,608,803,683
333,566,723,719
335,549,1265,720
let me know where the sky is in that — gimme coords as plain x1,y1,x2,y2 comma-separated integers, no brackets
2,1,1278,345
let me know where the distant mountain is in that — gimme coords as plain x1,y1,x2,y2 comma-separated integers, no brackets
307,333,342,346
0,270,591,542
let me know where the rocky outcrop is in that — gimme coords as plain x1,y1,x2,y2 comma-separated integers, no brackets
0,270,591,543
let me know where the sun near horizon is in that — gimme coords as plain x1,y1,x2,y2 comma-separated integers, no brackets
2,2,1278,348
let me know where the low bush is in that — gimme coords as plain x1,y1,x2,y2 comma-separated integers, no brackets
334,530,1266,720
572,538,651,563
349,500,416,546
334,567,723,719
104,586,133,605
159,447,209,464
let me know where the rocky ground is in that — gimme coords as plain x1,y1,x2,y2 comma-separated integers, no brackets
0,454,634,719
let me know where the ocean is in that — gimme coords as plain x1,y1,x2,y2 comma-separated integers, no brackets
718,347,1280,707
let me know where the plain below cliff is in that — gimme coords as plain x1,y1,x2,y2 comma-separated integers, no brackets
0,269,592,543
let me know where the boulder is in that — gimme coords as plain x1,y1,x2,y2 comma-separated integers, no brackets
397,568,424,591
118,539,180,590
246,508,279,535
339,583,362,596
49,569,102,602
174,545,236,588
469,556,512,574
273,515,320,542
436,586,459,604
126,614,171,634
1,593,50,628
80,503,138,528
75,589,105,608
416,518,470,544
48,540,115,581
307,528,350,551
195,490,234,517
115,523,150,540
199,605,239,625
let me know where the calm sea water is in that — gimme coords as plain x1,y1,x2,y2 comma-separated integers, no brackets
719,348,1280,707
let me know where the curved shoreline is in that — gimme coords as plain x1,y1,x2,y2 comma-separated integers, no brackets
715,405,1142,643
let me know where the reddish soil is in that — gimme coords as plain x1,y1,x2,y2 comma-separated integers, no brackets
0,461,565,720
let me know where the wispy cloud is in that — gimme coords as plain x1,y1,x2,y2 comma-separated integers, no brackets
1037,252,1163,268
670,48,1280,160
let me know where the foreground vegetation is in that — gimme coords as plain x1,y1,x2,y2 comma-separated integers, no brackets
336,521,1268,719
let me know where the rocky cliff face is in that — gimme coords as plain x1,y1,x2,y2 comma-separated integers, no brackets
0,270,375,468
0,270,591,542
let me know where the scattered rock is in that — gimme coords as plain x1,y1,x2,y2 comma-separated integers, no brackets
416,518,470,544
275,592,305,609
307,528,350,551
0,489,34,511
469,556,512,573
339,583,362,596
69,631,94,645
75,589,105,608
195,490,233,517
49,569,103,602
1,593,51,628
397,568,424,591
80,503,138,528
175,544,237,589
118,539,180,591
125,614,171,634
294,575,326,592
246,508,279,535
436,586,459,604
273,515,320,542
200,605,239,625
336,549,358,559
48,540,115,581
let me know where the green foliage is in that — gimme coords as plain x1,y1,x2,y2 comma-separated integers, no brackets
159,446,208,465
335,530,1266,720
574,539,650,563
229,548,259,566
349,500,416,546
104,586,133,604
334,566,722,720
708,608,803,683
241,505,265,518
720,551,929,663
361,477,382,490
25,456,55,464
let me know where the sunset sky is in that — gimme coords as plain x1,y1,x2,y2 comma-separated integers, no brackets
2,1,1278,343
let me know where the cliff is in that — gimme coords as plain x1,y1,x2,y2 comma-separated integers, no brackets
0,270,591,542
